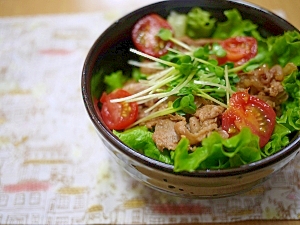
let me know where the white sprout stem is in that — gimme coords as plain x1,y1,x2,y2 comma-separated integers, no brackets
138,67,176,87
127,60,164,69
149,71,195,102
134,74,190,104
130,48,177,68
135,71,195,106
117,70,194,108
167,48,192,57
194,80,233,93
144,97,168,114
224,65,231,106
170,37,193,51
167,48,222,69
169,71,196,95
110,72,179,103
196,91,228,109
194,57,220,68
147,67,177,83
132,91,171,104
129,107,176,128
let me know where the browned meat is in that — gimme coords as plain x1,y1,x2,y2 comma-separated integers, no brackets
150,114,185,150
122,80,146,95
195,105,225,122
143,115,168,129
151,105,225,150
237,63,297,111
139,59,162,75
174,120,217,145
140,66,161,75
194,96,213,108
174,105,225,146
268,79,284,97
189,116,201,133
152,119,181,151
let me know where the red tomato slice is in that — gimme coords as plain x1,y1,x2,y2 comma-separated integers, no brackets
98,89,138,130
222,92,276,148
218,37,257,66
132,13,173,57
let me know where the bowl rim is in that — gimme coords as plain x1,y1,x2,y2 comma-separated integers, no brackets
82,0,300,178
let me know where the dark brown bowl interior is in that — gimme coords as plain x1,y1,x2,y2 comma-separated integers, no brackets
82,0,300,178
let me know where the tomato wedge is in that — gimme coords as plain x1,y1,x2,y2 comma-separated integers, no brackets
218,37,257,66
98,89,138,130
132,13,173,57
222,92,276,148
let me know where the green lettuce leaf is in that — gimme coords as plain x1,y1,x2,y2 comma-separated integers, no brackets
282,70,300,99
277,70,300,131
104,70,128,93
173,137,216,172
174,127,261,172
262,124,291,157
221,128,261,167
233,31,300,73
277,107,300,132
186,7,216,38
167,11,187,38
263,30,300,67
212,9,262,40
113,126,173,164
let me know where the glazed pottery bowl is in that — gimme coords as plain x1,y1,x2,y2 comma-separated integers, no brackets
82,0,300,198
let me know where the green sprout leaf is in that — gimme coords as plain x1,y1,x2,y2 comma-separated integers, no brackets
173,94,196,114
158,28,173,41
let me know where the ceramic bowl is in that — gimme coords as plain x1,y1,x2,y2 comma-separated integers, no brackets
82,0,300,198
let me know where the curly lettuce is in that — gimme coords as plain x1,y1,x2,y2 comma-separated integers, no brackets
262,124,291,157
277,70,300,131
263,30,300,67
113,126,173,164
185,7,216,38
174,127,261,172
212,9,262,40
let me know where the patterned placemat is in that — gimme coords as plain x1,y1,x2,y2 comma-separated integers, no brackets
0,7,299,225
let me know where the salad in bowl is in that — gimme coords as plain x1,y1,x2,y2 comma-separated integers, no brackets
83,0,300,198
93,7,300,172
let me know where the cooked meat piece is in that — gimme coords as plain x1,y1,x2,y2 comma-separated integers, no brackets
237,63,297,110
267,79,284,97
151,105,224,149
144,119,159,129
174,119,219,145
137,100,158,121
150,114,185,150
195,105,225,122
189,116,201,133
270,64,284,81
139,59,162,75
174,105,225,146
143,116,168,129
122,80,146,95
140,66,161,75
152,119,181,151
194,96,213,108
170,114,186,122
255,91,289,115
